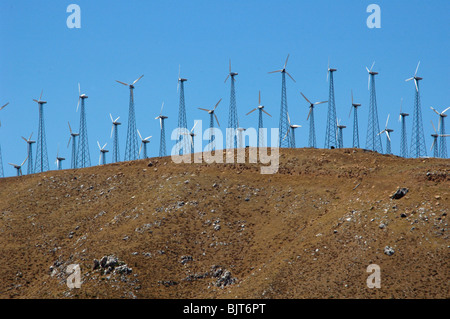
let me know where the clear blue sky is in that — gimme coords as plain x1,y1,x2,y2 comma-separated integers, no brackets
0,0,449,176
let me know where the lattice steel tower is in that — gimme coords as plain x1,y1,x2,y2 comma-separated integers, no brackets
0,102,9,177
116,75,143,161
269,55,295,148
198,99,221,151
301,92,327,148
155,102,168,157
337,120,346,149
225,60,239,149
177,66,188,155
76,85,91,168
21,133,35,175
67,122,79,169
33,91,49,173
325,63,338,149
246,91,271,148
349,90,361,149
430,106,450,158
109,114,121,163
399,99,409,158
406,62,426,158
365,63,383,153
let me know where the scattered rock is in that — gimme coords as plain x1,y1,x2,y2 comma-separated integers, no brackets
400,213,407,218
384,246,395,256
180,255,193,265
391,188,409,200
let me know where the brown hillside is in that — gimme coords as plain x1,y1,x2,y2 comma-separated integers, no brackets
0,148,448,299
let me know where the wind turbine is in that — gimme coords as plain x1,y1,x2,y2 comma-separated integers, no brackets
349,90,362,149
9,156,28,177
406,61,426,158
430,106,450,158
225,59,239,149
21,133,35,175
55,146,65,170
198,99,221,151
268,54,295,148
181,121,199,154
378,114,394,154
110,114,121,163
399,98,409,158
97,141,108,165
116,74,144,161
177,65,188,156
0,102,8,178
301,92,327,148
336,119,346,149
430,120,439,158
67,122,79,169
325,59,338,149
282,112,301,148
246,91,271,148
155,102,168,157
137,129,152,159
76,83,91,168
33,90,49,173
365,62,383,153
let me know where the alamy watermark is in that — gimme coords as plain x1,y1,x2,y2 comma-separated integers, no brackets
366,264,381,288
366,4,381,29
66,4,81,29
66,264,81,289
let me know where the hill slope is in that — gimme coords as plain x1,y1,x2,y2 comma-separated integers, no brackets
0,148,448,299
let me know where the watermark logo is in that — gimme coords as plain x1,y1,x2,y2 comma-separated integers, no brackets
366,4,381,29
366,264,381,288
66,4,81,29
170,121,280,174
66,264,81,289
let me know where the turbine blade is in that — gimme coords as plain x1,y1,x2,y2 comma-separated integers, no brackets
287,111,291,125
116,80,129,86
39,90,43,101
214,98,222,110
67,136,72,148
139,142,143,155
431,120,437,133
268,70,282,74
300,92,311,104
0,102,9,110
76,97,80,112
111,125,114,138
214,113,220,127
160,102,164,115
132,75,144,85
191,120,198,132
430,139,435,151
246,108,257,116
414,61,420,76
110,113,114,122
442,106,450,114
224,74,230,83
370,61,375,71
386,131,391,142
349,106,353,118
286,72,296,83
351,89,354,104
97,141,101,150
21,136,27,142
262,109,272,117
68,121,72,134
414,79,418,92
314,101,327,105
405,77,414,82
385,114,390,128
198,108,210,112
430,107,440,116
137,129,143,140
284,54,290,69
259,91,261,105
307,107,312,121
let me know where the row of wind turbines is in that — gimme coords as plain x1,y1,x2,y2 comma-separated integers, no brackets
1,56,449,177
